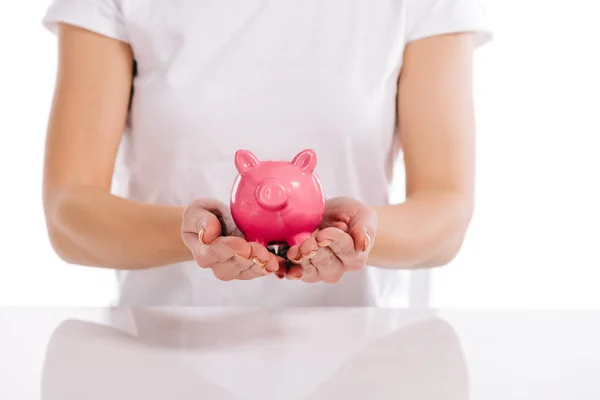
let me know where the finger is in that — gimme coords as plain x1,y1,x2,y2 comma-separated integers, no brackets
286,245,310,266
285,263,304,280
263,255,279,276
249,242,279,273
194,236,251,268
348,213,377,253
286,237,319,279
319,219,349,232
210,236,252,262
299,236,319,259
316,227,364,271
300,262,320,283
238,245,277,280
181,211,223,257
309,247,345,284
213,243,261,281
287,234,318,262
238,259,264,280
212,260,247,281
274,257,289,280
349,225,371,253
315,227,351,252
182,199,227,244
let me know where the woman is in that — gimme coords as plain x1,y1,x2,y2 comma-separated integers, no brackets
42,0,491,306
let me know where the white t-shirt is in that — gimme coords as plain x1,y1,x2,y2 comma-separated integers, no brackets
43,0,491,307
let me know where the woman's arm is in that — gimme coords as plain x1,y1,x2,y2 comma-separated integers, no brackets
44,24,191,270
368,32,477,269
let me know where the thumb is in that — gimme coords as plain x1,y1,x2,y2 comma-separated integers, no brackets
348,212,377,253
182,199,226,245
348,224,370,253
197,211,223,245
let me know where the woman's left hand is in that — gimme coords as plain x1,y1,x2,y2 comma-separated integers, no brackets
285,197,378,283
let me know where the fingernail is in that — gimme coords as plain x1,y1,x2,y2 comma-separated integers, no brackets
285,274,295,280
302,250,317,259
294,273,303,280
262,266,272,275
198,229,205,244
289,255,302,263
362,233,371,252
252,257,267,267
317,240,333,247
275,272,285,279
236,254,250,262
265,263,280,273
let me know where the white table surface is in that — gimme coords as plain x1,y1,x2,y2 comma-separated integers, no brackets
0,307,598,399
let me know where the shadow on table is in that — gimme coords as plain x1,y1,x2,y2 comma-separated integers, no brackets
117,307,297,349
40,317,245,400
41,308,468,400
304,317,469,400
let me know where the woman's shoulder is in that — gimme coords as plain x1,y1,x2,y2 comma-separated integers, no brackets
43,0,129,43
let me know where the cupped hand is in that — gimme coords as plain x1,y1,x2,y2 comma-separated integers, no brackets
181,198,284,281
285,196,377,283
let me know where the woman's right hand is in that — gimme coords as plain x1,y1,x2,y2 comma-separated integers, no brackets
181,199,283,280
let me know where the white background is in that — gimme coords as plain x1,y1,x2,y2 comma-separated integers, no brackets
0,0,598,307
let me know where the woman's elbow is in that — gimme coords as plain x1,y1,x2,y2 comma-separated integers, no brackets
46,225,84,265
429,210,473,268
430,235,467,267
44,191,93,266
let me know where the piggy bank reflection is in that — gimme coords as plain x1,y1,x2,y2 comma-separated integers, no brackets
230,149,326,248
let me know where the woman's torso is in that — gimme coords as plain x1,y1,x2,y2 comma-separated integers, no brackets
111,0,408,306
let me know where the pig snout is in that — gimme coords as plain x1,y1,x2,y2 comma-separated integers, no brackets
255,179,288,211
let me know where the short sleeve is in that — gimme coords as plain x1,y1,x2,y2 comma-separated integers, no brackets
406,0,492,47
42,0,129,43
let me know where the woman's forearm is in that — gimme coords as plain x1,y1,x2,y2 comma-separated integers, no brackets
45,185,192,270
368,191,474,269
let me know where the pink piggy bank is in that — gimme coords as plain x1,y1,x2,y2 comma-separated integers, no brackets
230,149,326,248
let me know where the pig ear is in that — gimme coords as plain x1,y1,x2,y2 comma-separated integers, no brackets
291,149,317,173
235,150,260,175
